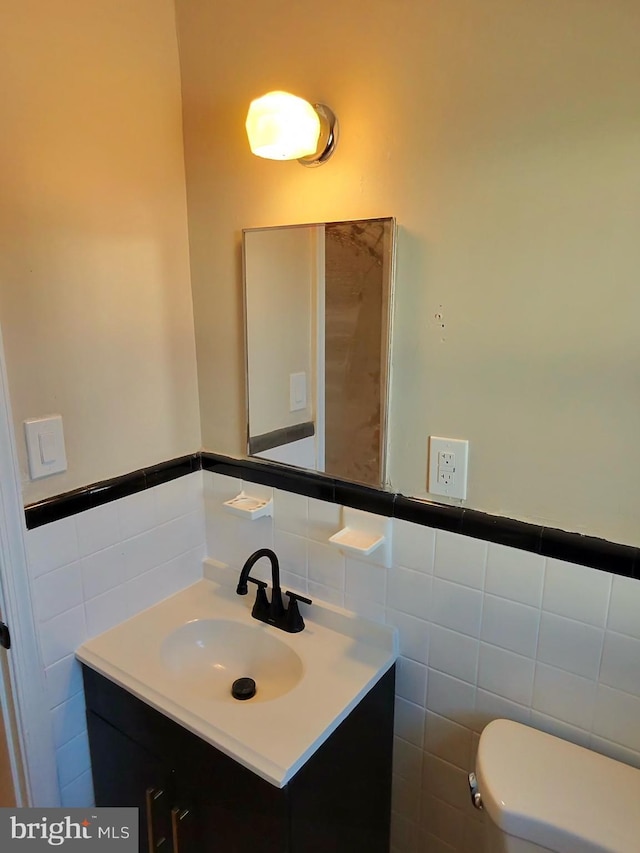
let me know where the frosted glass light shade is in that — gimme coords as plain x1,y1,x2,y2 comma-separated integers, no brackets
246,91,321,160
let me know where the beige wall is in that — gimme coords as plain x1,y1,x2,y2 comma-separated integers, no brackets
0,0,200,505
245,226,314,437
177,0,640,546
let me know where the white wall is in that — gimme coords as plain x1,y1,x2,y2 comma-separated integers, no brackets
203,470,640,853
245,226,315,436
24,473,205,806
177,0,640,547
0,0,201,505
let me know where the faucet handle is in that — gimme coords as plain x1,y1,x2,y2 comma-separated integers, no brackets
249,577,270,621
284,591,312,633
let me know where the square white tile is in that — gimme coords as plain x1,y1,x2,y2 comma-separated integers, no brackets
542,559,611,627
307,581,344,608
204,472,242,500
475,689,531,730
117,488,157,540
75,502,121,558
536,612,604,680
392,772,421,822
344,595,386,623
424,711,473,770
385,610,430,665
81,545,129,600
273,490,308,537
421,795,465,850
592,685,640,752
51,691,87,749
434,531,487,589
387,566,432,620
426,669,476,727
395,697,425,748
45,654,84,710
431,578,483,637
421,753,470,813
480,594,540,658
85,585,131,638
60,769,94,809
485,543,545,607
32,561,83,623
154,475,193,525
599,631,640,698
26,517,79,579
529,711,591,748
307,498,341,543
429,624,479,685
345,557,386,604
39,605,87,668
532,662,596,731
396,656,428,706
308,540,345,590
393,736,423,784
607,575,640,640
273,530,308,579
56,730,91,789
477,643,535,706
393,519,435,574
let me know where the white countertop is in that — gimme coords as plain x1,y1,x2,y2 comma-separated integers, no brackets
76,561,397,788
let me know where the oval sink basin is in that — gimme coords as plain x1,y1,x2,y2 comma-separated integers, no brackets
161,618,303,703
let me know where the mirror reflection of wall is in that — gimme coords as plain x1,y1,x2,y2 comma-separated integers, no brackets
243,218,395,488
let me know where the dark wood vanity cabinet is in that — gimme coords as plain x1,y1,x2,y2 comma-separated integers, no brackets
82,665,395,853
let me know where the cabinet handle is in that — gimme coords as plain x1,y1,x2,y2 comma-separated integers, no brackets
145,787,168,850
171,807,190,853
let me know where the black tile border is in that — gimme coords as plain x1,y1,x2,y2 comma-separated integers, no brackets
24,450,640,580
248,421,315,455
24,454,201,530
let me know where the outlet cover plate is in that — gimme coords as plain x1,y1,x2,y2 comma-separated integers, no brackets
428,436,469,500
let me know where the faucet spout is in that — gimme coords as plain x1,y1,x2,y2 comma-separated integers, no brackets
237,548,285,623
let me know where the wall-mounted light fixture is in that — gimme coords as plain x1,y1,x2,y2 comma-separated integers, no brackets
245,91,338,167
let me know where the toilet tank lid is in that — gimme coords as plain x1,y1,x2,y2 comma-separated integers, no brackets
476,719,640,853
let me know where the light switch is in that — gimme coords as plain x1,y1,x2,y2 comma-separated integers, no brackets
38,431,57,464
289,372,307,412
24,415,67,480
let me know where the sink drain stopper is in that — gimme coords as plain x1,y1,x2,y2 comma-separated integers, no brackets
231,677,256,700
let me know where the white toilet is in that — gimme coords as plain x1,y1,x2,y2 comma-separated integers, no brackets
472,718,640,852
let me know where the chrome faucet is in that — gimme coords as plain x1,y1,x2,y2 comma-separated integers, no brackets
236,548,311,633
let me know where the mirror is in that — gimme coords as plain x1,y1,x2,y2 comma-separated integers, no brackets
243,217,396,488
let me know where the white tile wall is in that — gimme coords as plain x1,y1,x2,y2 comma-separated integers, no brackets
25,471,206,806
26,466,640,853
202,470,640,853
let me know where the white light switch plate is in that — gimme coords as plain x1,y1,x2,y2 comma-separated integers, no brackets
289,372,307,412
428,436,469,500
24,415,67,480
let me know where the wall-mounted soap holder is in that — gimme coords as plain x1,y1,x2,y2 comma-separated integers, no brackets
329,507,392,567
223,492,273,520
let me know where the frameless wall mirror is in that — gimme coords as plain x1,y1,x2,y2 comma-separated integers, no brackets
243,217,396,488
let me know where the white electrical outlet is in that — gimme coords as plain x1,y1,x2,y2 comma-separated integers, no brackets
428,436,469,500
438,470,453,487
439,451,455,469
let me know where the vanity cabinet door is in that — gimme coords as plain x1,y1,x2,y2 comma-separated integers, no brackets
172,744,289,853
83,664,393,853
87,711,174,853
